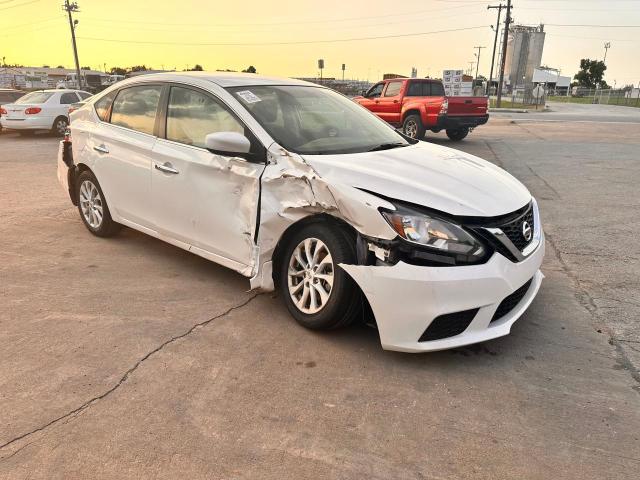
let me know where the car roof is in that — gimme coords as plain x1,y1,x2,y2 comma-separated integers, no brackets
120,71,318,88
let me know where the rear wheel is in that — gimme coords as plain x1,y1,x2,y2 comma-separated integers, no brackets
446,127,469,141
51,116,69,137
76,170,121,237
402,114,426,140
279,223,361,330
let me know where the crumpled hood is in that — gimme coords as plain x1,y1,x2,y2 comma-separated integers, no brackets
301,142,531,217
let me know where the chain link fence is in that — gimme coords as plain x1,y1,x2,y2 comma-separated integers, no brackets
547,87,640,107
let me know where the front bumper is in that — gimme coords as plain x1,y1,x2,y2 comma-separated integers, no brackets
0,115,55,131
341,234,545,352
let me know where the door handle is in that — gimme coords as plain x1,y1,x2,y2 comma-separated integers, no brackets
393,100,399,103
374,100,380,103
93,144,109,154
154,163,179,175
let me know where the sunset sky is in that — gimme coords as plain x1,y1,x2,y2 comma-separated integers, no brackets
2,0,640,86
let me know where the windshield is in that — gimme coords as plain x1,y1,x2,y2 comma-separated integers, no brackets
228,85,409,155
15,92,54,104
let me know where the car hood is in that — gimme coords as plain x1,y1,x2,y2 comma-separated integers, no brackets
301,142,531,217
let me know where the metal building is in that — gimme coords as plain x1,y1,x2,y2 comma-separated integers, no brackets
504,24,545,92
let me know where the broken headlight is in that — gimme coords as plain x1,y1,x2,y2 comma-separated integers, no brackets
381,206,486,262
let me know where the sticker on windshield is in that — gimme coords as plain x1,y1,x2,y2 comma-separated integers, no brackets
236,90,261,103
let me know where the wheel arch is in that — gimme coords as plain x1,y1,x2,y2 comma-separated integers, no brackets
271,213,358,288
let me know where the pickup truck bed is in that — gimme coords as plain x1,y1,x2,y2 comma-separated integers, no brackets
355,79,488,141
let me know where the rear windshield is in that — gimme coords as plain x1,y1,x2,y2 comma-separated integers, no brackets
15,92,54,104
406,81,445,97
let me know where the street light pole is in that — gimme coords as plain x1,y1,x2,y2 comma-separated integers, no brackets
474,46,486,80
603,42,611,64
487,4,504,96
63,0,82,89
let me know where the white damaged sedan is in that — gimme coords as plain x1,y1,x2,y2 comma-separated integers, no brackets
57,72,544,352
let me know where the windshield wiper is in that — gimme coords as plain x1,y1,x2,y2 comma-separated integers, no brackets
367,142,409,152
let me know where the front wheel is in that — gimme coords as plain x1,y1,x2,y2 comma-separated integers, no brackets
446,127,469,141
402,114,426,140
279,223,361,330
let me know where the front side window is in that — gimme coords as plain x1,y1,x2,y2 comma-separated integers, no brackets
60,92,79,104
366,83,384,98
384,81,402,97
110,85,162,135
166,86,244,148
230,85,410,155
15,91,53,104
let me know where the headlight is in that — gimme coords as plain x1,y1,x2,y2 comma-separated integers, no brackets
381,206,485,259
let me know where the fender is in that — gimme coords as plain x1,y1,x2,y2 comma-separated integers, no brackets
400,100,429,126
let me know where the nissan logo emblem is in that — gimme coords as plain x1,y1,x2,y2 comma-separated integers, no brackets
522,221,532,242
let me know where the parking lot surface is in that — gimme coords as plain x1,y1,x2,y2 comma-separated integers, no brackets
1,109,639,479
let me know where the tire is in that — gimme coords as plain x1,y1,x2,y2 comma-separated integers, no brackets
402,114,426,140
75,170,121,237
279,222,361,330
446,127,469,141
51,116,69,137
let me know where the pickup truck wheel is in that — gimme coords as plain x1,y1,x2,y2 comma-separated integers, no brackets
279,223,361,330
76,170,121,237
402,114,426,139
446,127,469,141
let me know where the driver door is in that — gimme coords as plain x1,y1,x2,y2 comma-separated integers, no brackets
151,84,266,270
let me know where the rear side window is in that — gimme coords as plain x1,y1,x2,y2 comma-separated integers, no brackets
94,91,116,121
110,85,162,135
60,92,79,104
166,86,244,148
384,81,402,97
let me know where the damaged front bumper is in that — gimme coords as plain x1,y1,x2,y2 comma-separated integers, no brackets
341,236,545,352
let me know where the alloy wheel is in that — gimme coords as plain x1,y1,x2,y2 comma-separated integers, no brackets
79,180,104,229
404,120,418,138
287,238,335,314
55,119,68,136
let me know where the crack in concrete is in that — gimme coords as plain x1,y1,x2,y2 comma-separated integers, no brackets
545,232,640,394
0,293,263,456
484,138,640,394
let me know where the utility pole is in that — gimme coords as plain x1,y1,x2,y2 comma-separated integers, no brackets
603,42,611,64
474,46,486,80
342,63,346,82
63,0,82,89
496,0,512,108
487,3,504,95
468,61,475,76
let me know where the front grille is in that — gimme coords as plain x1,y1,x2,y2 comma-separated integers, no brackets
419,308,479,342
498,205,534,251
491,279,533,323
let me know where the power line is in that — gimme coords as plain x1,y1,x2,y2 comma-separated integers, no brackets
77,25,487,47
81,4,475,28
0,0,40,11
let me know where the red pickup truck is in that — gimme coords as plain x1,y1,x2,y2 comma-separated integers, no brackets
355,78,488,141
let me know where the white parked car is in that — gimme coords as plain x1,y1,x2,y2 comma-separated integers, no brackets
57,72,544,352
1,89,92,136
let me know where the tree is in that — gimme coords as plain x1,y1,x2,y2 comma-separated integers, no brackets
188,64,204,71
81,66,91,70
242,65,257,74
110,67,127,76
56,65,65,69
574,59,607,89
130,65,149,72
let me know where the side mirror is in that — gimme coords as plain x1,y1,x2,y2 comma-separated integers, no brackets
205,131,251,157
361,89,368,97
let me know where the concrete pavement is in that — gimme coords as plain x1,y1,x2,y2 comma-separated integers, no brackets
0,117,639,479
